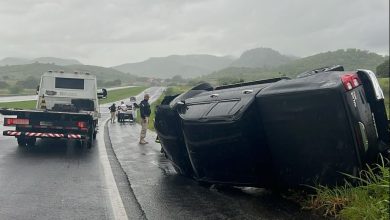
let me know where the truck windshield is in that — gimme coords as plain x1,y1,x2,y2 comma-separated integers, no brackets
55,77,84,90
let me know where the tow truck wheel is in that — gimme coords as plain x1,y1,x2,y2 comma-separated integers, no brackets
85,139,92,149
26,138,36,147
80,140,89,149
17,137,27,147
84,133,93,149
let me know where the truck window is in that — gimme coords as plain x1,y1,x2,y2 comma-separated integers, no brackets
55,77,84,89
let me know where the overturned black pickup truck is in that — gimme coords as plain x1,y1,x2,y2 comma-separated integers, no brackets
154,66,389,188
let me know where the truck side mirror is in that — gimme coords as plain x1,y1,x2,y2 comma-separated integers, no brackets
97,88,108,99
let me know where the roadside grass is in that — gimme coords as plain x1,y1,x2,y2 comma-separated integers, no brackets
304,155,389,220
99,86,147,104
0,100,36,109
0,86,148,109
135,86,191,131
378,77,389,117
0,89,36,96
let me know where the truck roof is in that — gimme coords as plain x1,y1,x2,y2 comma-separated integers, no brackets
42,71,97,80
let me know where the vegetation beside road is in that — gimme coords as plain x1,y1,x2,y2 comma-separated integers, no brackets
99,86,147,105
378,77,389,116
0,100,36,109
304,155,389,220
0,86,148,109
134,86,190,131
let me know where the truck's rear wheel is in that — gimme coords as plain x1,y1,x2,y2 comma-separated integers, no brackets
84,139,92,149
26,138,36,147
17,137,26,147
84,132,93,149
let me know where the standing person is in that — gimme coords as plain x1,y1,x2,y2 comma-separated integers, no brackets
139,94,151,144
118,101,127,122
109,103,116,123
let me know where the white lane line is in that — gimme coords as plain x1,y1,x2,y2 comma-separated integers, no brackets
98,117,129,220
97,87,164,220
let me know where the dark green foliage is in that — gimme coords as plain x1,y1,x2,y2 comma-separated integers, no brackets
0,81,9,88
376,59,389,77
15,76,40,89
217,77,244,86
205,49,387,84
8,85,23,94
277,49,387,77
0,63,136,83
103,79,122,87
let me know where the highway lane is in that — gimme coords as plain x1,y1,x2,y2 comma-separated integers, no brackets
0,85,137,103
106,87,324,220
0,87,163,220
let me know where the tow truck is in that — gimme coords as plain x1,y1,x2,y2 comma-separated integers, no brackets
0,71,107,148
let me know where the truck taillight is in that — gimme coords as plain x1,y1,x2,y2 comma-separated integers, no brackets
341,73,360,91
5,118,29,126
77,121,87,129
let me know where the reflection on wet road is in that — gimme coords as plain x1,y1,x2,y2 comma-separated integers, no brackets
108,114,321,219
0,132,109,219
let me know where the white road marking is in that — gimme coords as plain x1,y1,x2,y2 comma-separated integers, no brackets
98,117,129,220
98,87,164,220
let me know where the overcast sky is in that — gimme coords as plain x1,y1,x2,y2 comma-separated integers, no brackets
0,0,388,66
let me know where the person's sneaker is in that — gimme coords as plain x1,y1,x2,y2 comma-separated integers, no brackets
139,140,147,144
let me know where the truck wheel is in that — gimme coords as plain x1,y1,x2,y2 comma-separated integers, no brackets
17,137,26,147
85,139,92,149
26,138,36,147
84,134,93,149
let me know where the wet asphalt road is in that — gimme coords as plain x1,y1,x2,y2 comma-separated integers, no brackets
0,86,324,220
108,117,322,220
0,87,163,220
0,117,110,219
107,89,324,220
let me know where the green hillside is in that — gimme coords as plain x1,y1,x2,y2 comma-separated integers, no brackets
203,49,387,85
0,63,134,81
0,63,137,95
276,49,387,77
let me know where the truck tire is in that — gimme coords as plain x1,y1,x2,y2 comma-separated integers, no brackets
93,120,98,139
26,138,36,147
80,139,92,149
85,130,93,149
17,137,26,147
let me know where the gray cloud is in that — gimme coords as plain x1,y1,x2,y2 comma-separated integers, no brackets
0,0,388,66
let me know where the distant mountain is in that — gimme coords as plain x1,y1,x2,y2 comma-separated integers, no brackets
113,54,233,78
203,48,387,85
0,57,31,66
276,48,388,76
230,47,297,68
0,63,134,82
0,57,82,66
32,57,82,66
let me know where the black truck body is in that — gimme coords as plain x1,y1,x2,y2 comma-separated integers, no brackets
154,66,389,188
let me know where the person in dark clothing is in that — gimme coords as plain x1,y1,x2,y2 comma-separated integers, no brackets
139,94,151,144
109,103,116,123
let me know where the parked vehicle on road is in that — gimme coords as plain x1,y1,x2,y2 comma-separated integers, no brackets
0,71,107,148
154,65,390,188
